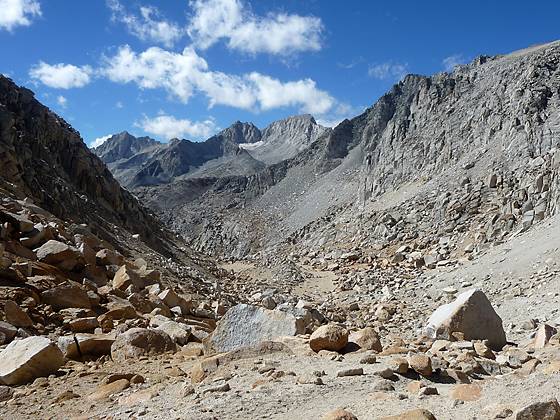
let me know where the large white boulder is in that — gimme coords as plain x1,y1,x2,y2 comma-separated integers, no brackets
0,336,64,385
204,304,305,354
425,289,506,350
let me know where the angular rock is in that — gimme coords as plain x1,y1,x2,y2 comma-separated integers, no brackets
203,304,304,354
96,249,124,266
322,408,358,420
309,324,349,353
68,317,100,333
113,265,143,291
35,240,81,271
425,289,506,350
158,289,191,315
0,321,17,343
348,327,382,352
156,321,191,345
87,378,129,401
58,333,115,359
408,354,433,376
0,336,64,385
111,328,176,361
41,282,91,310
533,324,557,349
515,399,560,420
5,300,33,328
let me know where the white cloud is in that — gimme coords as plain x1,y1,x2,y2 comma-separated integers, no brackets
368,62,408,81
442,54,466,72
90,134,112,148
0,0,41,31
30,62,92,89
137,114,217,140
102,45,335,114
115,101,124,108
107,0,183,48
56,95,67,108
187,0,323,55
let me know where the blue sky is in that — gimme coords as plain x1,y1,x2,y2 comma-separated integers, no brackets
1,0,559,147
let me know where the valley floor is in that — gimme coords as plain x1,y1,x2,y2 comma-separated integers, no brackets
4,216,560,419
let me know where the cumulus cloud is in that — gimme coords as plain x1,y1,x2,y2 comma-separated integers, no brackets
137,114,217,140
368,61,408,81
0,0,41,31
56,95,67,108
107,0,183,48
187,0,323,55
90,134,112,148
442,54,467,72
30,62,92,89
102,45,335,114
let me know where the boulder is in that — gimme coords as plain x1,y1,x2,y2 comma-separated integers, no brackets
111,328,176,361
58,333,115,359
35,240,82,271
113,265,148,291
0,336,64,385
348,327,382,352
309,324,349,352
425,289,506,350
203,304,305,354
515,399,560,420
158,289,191,315
41,282,91,310
156,321,191,345
68,317,100,333
5,300,33,328
95,249,124,266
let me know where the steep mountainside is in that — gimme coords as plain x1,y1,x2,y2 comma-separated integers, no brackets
135,41,560,262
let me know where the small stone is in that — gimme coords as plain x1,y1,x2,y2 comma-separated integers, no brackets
322,408,358,420
389,357,409,374
359,353,377,364
337,368,363,377
408,354,432,376
87,379,130,401
419,386,439,396
373,367,395,379
297,374,323,385
379,408,437,420
0,385,14,402
533,324,557,349
373,380,395,392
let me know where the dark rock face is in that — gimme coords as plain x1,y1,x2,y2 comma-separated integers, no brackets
219,121,261,145
93,122,266,188
93,131,161,164
0,75,167,252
